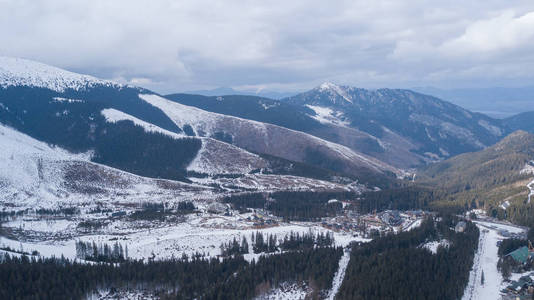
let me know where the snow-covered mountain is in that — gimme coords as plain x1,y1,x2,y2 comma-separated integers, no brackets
139,93,400,179
165,93,426,169
0,122,213,209
0,121,366,210
0,56,119,92
0,56,399,210
284,83,507,161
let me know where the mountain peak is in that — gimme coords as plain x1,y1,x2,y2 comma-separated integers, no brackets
318,81,339,90
315,82,353,104
0,56,118,92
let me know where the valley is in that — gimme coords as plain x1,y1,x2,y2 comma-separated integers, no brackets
1,56,534,300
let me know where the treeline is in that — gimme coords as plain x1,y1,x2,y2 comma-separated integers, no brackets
203,247,343,299
0,91,200,182
129,201,196,221
359,186,438,214
220,231,335,257
279,231,334,251
220,237,249,257
268,191,351,221
0,246,342,299
223,191,357,221
75,241,127,263
337,216,479,300
222,193,265,211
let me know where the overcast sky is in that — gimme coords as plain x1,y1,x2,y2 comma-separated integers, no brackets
1,0,534,94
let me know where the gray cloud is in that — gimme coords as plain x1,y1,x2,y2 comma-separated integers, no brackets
1,0,534,93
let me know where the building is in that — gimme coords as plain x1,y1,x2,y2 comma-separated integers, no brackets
505,246,534,264
455,221,467,233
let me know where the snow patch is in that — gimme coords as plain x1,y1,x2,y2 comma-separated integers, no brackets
187,138,268,175
53,97,84,103
101,108,185,139
421,239,450,254
255,282,307,300
306,105,350,127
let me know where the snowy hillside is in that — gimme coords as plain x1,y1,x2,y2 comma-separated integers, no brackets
140,94,401,177
0,56,119,92
0,122,362,209
102,108,269,174
0,123,215,209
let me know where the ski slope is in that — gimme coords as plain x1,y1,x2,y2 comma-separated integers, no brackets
462,220,525,300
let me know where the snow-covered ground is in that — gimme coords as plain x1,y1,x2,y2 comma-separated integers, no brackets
0,56,119,92
138,94,401,177
102,107,270,175
421,239,450,254
254,282,308,300
403,218,423,231
0,212,367,262
527,179,534,204
305,105,350,127
326,248,351,300
462,220,526,300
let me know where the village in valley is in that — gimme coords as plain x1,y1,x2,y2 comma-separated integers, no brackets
1,189,534,299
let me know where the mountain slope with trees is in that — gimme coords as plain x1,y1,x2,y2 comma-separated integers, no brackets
284,82,507,162
417,130,534,225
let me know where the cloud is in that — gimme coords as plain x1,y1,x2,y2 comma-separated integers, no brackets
442,11,534,55
1,0,534,92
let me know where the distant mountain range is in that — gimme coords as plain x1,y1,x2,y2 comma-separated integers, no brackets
171,82,534,169
3,56,534,210
0,57,397,208
184,87,296,99
414,86,534,118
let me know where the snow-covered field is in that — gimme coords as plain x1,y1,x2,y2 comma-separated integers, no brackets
461,220,526,300
0,212,367,262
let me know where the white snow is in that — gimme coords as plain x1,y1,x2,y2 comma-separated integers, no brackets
0,123,221,209
461,220,526,300
255,282,307,300
187,138,268,175
0,214,366,263
306,105,350,127
0,123,90,207
102,108,269,175
139,94,402,177
326,248,351,300
0,56,118,92
403,219,423,231
53,97,84,103
139,93,234,137
520,161,534,175
318,82,353,104
528,179,534,204
102,108,185,139
421,239,450,254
